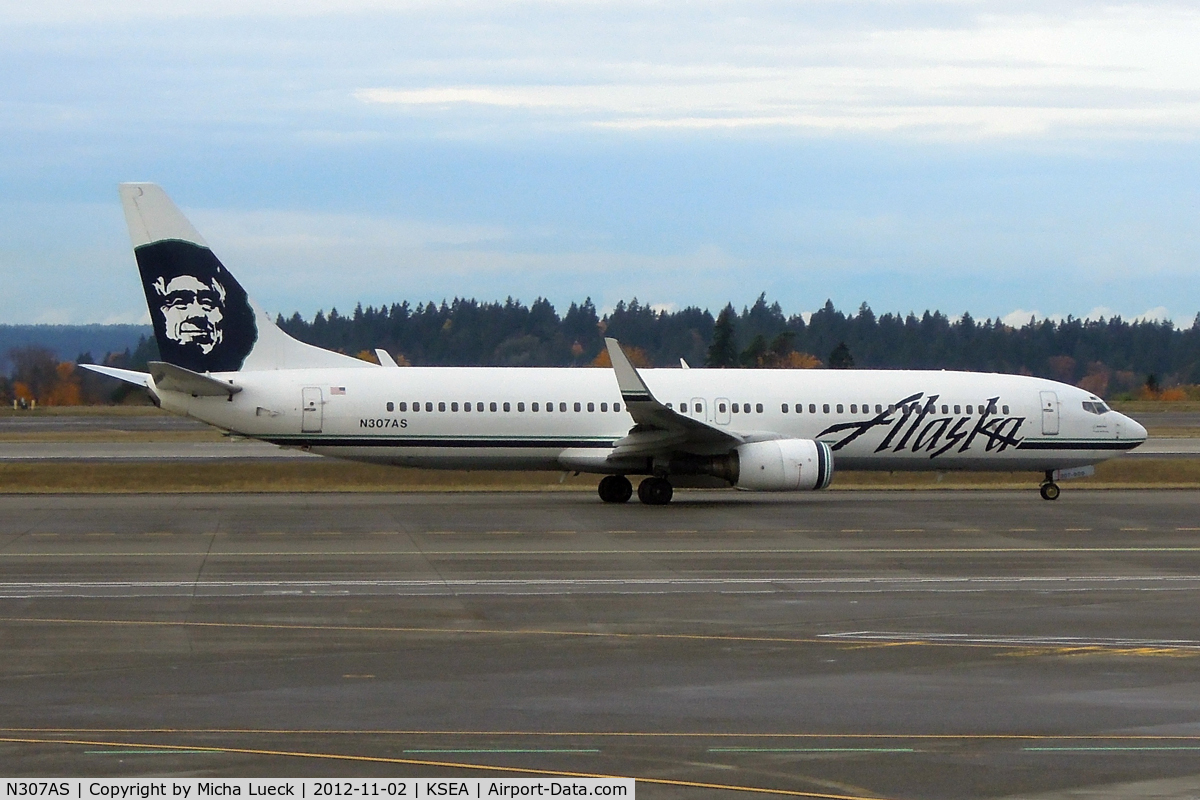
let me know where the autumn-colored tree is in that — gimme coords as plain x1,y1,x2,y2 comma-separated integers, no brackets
8,347,59,401
591,345,651,368
43,362,83,406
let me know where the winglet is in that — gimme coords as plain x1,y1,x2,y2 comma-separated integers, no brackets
604,338,654,404
375,348,398,367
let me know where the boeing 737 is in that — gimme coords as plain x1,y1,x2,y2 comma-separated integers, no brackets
84,184,1147,504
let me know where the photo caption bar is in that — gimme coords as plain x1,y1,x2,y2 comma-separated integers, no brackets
1,780,633,800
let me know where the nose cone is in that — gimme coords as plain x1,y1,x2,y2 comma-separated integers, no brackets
1120,413,1147,443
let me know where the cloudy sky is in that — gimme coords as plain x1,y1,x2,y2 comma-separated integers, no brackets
2,0,1198,326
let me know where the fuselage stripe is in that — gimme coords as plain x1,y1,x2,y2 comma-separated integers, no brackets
263,437,616,449
1016,440,1143,451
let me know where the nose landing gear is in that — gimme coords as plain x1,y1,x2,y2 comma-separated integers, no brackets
1040,470,1061,501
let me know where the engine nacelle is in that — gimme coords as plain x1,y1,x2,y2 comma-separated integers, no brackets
734,439,834,491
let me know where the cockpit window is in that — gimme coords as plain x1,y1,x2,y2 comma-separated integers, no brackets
1082,401,1110,415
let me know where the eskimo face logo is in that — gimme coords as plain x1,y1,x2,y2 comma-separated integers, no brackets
153,274,227,354
136,240,257,373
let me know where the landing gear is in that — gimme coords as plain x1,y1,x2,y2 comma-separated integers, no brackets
598,474,633,504
1040,470,1060,501
637,476,674,505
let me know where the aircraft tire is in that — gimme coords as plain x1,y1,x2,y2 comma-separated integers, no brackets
598,475,633,503
637,476,674,505
1040,482,1061,501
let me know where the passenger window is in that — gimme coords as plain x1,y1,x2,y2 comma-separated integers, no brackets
463,402,470,413
452,402,459,412
809,404,816,413
601,402,608,412
987,401,997,414
755,403,763,413
836,404,844,414
399,402,408,412
795,404,802,413
501,402,508,412
850,404,857,414
941,405,948,414
875,404,882,413
532,402,539,412
477,402,484,412
518,402,525,412
888,404,895,413
731,404,739,414
781,403,788,413
743,403,751,413
614,403,621,412
966,405,973,414
823,404,830,413
1002,405,1010,414
574,402,581,412
489,402,496,412
386,402,394,412
439,402,446,412
547,402,554,412
560,402,567,412
680,403,687,412
954,405,961,414
718,403,727,413
587,402,594,412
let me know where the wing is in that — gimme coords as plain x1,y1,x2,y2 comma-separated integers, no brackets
605,338,744,459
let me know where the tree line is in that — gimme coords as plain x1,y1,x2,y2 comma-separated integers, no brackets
5,295,1200,406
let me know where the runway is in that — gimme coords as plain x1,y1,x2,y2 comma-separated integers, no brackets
0,437,1196,462
3,491,1200,797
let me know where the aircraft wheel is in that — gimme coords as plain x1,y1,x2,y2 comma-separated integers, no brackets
598,475,633,503
637,476,674,505
1040,482,1061,501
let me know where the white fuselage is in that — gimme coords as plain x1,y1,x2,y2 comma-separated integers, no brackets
157,366,1147,475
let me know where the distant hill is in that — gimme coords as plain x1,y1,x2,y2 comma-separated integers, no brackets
0,324,152,372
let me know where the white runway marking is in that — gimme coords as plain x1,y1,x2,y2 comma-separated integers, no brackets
5,575,1200,598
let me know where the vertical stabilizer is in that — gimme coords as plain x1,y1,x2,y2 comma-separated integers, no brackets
119,183,373,373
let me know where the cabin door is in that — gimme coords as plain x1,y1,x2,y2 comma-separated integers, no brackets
302,387,324,433
1040,391,1059,435
715,397,732,425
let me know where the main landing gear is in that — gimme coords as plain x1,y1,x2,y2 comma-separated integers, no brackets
597,474,633,504
1040,470,1061,501
637,476,674,506
597,474,674,505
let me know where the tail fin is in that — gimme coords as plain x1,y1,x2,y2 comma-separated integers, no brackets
120,183,371,373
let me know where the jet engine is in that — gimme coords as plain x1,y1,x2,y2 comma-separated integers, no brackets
670,438,834,491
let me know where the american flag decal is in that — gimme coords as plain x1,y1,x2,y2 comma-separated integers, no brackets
330,386,346,395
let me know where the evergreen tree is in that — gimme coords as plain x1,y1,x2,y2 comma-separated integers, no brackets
706,305,739,367
829,341,855,369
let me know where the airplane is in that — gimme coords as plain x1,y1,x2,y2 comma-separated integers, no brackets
83,183,1148,505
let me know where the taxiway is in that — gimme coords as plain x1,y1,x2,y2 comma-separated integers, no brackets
2,491,1200,798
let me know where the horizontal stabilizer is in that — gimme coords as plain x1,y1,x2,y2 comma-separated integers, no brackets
77,364,150,387
148,361,242,397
